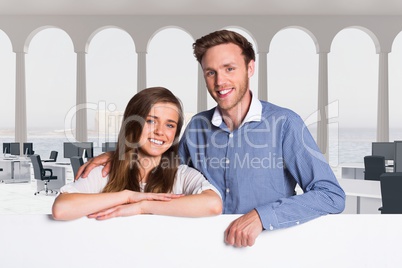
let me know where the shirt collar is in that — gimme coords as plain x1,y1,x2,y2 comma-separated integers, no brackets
211,91,262,128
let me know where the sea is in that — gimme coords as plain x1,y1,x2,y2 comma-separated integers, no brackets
1,127,402,178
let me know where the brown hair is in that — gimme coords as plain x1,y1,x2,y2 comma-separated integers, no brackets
193,29,255,66
102,87,184,193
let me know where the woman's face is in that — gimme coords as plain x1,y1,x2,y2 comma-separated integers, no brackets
138,102,180,160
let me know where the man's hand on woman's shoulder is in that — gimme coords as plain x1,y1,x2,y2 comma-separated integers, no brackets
75,151,113,180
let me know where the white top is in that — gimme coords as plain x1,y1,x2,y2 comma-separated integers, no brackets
60,165,221,197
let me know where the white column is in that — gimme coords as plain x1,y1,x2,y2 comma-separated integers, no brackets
197,65,207,112
137,51,147,91
377,52,389,142
258,51,268,101
15,52,27,144
317,52,329,160
76,52,87,142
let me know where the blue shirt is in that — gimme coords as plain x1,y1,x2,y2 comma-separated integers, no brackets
179,93,345,231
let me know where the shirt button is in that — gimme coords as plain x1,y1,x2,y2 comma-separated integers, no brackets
225,159,230,164
229,133,233,138
226,188,230,193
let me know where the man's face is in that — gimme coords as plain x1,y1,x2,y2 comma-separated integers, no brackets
201,43,254,113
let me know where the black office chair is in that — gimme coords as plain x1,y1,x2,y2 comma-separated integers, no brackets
364,155,386,181
30,154,58,195
379,172,402,214
43,151,58,162
70,156,84,179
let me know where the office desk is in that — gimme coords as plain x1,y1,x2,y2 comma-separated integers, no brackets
35,162,73,191
296,178,382,214
337,178,382,214
341,163,365,179
341,163,394,180
0,158,30,183
339,163,396,214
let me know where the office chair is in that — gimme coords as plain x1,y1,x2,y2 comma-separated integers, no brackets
70,156,84,179
30,154,58,195
43,151,58,162
379,172,402,214
363,155,386,181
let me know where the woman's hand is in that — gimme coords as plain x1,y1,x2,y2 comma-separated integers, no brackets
123,189,184,204
87,203,143,220
86,190,184,220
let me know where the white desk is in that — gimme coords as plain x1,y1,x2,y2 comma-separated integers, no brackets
296,178,382,214
0,214,401,268
339,163,398,214
337,178,382,214
341,163,394,180
337,178,381,199
0,158,30,183
341,163,365,179
35,162,73,191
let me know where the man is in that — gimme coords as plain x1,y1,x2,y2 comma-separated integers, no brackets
77,30,345,248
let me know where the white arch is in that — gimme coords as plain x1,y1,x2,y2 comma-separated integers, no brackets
330,26,380,53
87,26,136,53
24,25,74,53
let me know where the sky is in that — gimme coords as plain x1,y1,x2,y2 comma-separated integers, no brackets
1,26,402,136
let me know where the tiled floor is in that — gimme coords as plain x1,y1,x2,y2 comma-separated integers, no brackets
0,181,56,214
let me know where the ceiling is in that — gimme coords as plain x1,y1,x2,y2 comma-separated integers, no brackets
1,0,402,16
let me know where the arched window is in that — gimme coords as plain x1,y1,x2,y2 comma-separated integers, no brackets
329,28,378,165
148,28,197,115
0,30,15,143
389,32,402,140
87,27,137,152
26,28,76,159
268,28,318,138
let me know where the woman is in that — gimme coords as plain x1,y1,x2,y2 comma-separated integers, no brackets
52,87,222,220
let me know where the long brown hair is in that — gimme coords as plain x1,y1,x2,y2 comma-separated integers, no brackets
102,87,184,193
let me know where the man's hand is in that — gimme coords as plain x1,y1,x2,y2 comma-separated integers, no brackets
224,209,263,247
75,151,113,180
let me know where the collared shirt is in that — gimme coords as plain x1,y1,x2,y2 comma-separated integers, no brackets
179,93,345,231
